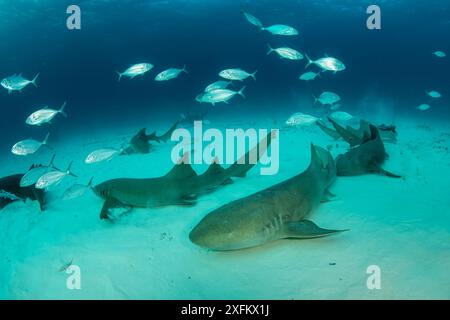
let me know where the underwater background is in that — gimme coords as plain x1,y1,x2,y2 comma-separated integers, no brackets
0,0,449,299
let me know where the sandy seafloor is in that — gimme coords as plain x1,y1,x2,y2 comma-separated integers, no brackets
0,111,449,300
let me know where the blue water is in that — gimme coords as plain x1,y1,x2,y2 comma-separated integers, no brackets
0,0,449,299
1,0,449,149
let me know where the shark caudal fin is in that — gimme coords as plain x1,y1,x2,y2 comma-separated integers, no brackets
31,73,39,87
59,101,68,117
283,220,348,239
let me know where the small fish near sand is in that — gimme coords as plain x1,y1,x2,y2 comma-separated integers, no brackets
20,155,59,187
426,91,441,98
260,24,298,36
432,51,446,58
267,44,303,60
154,65,188,81
116,63,153,81
299,71,321,81
219,69,257,81
417,104,431,111
35,162,77,190
204,81,232,92
305,54,346,73
196,87,246,106
285,113,319,127
1,73,39,94
314,91,341,106
26,102,67,126
62,178,94,200
85,148,120,164
189,144,347,251
11,133,50,156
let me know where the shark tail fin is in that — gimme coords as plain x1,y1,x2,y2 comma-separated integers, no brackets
266,44,274,56
305,54,313,68
116,71,123,82
31,73,39,87
59,101,67,117
238,86,246,99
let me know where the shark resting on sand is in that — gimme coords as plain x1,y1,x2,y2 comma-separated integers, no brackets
335,124,401,178
94,132,274,220
318,118,398,147
189,144,347,251
121,121,179,155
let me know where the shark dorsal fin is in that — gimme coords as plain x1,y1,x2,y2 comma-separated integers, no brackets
203,160,226,177
166,154,197,179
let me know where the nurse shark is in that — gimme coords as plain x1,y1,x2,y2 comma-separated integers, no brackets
189,144,347,251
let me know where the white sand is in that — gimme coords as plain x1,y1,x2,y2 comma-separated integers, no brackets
0,115,449,299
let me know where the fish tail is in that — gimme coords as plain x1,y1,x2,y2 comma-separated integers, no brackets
31,73,39,87
266,44,274,55
305,54,313,68
182,64,188,74
59,101,68,117
313,94,318,104
42,133,50,145
116,71,123,81
250,70,257,81
66,161,78,178
238,86,246,99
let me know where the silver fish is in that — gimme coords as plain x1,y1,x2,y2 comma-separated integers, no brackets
267,44,303,60
1,73,39,93
20,155,59,187
261,24,298,36
299,71,321,81
241,8,263,29
11,133,50,156
219,68,257,81
117,63,153,81
196,87,246,106
35,162,77,190
26,102,67,126
85,148,120,164
155,65,188,81
204,80,232,92
314,91,341,105
62,178,94,200
305,54,346,73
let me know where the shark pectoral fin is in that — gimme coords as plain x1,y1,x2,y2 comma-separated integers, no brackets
379,168,402,179
283,220,348,239
100,198,131,220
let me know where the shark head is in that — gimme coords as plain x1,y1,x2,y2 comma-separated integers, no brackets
309,144,336,189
